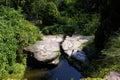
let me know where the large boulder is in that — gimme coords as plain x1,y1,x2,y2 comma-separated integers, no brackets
72,50,87,62
24,35,63,64
24,34,92,64
24,41,60,52
61,35,92,62
62,35,92,55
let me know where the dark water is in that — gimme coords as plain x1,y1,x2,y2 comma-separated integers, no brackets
48,57,83,80
25,56,83,80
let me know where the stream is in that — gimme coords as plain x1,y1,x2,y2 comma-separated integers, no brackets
24,35,92,80
24,56,83,80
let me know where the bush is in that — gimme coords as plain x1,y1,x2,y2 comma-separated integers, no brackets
41,17,80,35
72,12,100,35
0,6,42,79
42,24,78,35
30,0,47,20
102,32,120,56
42,2,60,25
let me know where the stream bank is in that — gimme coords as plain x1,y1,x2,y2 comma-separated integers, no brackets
24,34,93,80
25,55,84,80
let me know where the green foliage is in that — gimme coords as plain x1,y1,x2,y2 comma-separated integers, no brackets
41,24,61,34
41,17,79,35
81,78,103,80
43,2,60,25
72,12,100,35
87,56,120,78
54,0,75,11
0,6,42,79
75,0,98,12
83,31,120,78
41,12,100,35
0,0,26,9
30,0,47,20
102,32,120,57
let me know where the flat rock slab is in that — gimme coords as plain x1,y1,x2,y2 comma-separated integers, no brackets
43,35,63,42
34,51,58,62
72,50,87,62
24,35,62,63
24,41,60,52
62,35,92,56
24,34,92,64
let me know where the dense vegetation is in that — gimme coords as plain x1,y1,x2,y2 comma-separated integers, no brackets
0,0,100,35
0,6,42,79
83,0,120,79
0,0,120,80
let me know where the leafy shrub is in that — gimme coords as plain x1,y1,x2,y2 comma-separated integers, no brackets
54,0,75,11
42,24,77,35
0,6,42,79
41,17,80,35
42,2,60,25
30,0,47,20
58,17,76,25
102,32,120,56
72,12,100,35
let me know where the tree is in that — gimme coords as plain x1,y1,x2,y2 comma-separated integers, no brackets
30,0,47,20
43,2,60,25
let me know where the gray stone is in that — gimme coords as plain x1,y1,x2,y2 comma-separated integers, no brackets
24,35,62,64
24,41,59,52
72,50,87,62
49,57,60,65
34,51,58,62
24,35,92,64
43,35,63,42
61,35,92,62
104,71,120,80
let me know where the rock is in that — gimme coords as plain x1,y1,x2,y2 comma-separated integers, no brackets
62,36,92,55
24,34,92,64
62,36,81,56
104,71,120,80
24,35,62,64
43,35,63,42
72,50,87,62
61,35,92,62
49,57,60,65
34,51,58,62
24,41,60,52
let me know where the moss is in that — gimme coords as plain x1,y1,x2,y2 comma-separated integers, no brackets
58,51,61,58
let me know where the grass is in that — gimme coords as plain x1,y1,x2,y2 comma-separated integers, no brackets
81,77,103,80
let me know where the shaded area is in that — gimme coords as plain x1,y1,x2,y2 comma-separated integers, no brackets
26,53,57,69
95,0,120,51
48,56,83,80
25,52,83,80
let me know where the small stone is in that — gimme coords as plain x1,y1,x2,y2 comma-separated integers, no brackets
104,71,120,80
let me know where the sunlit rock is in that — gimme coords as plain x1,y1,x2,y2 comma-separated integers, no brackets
24,35,92,64
24,35,62,64
61,35,92,62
